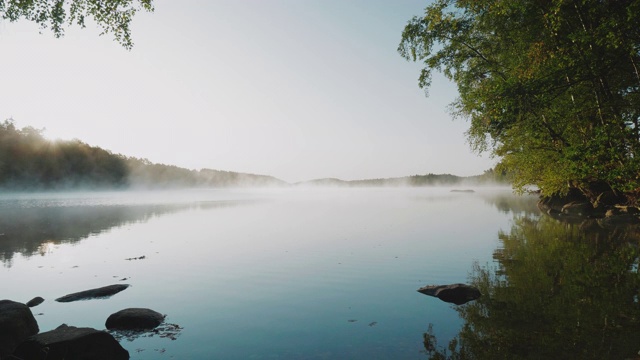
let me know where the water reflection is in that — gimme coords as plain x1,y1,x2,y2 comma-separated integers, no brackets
423,213,640,359
0,200,249,266
480,192,540,216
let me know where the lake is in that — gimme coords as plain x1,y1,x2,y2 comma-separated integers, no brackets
1,187,638,359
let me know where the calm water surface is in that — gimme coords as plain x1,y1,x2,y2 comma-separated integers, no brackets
5,187,634,359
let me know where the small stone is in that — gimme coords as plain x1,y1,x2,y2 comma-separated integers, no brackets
26,296,45,308
55,284,130,303
418,283,481,305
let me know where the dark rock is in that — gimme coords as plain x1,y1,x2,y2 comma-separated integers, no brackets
25,297,44,308
417,284,481,305
106,308,165,330
55,284,130,303
0,300,39,357
561,201,594,216
593,191,626,209
538,188,589,214
626,206,640,214
13,324,129,360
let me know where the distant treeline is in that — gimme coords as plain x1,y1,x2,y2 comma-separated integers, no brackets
297,171,508,187
0,120,507,190
0,120,286,190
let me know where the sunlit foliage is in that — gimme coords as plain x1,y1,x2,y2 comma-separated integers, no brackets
0,119,128,188
0,120,287,189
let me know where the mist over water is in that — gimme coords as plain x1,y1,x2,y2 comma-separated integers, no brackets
0,187,530,359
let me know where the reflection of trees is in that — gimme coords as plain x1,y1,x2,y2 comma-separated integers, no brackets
480,192,540,216
424,215,640,359
0,201,245,266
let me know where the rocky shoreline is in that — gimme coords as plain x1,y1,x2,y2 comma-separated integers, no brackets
537,188,640,225
0,285,179,360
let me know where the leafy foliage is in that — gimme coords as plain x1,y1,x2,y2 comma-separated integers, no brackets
399,0,640,199
0,0,154,49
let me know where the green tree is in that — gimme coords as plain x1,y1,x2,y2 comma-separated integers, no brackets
0,0,154,49
399,0,640,201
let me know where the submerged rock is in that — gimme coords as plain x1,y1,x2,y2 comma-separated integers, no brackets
417,284,481,305
25,297,44,308
106,308,165,330
0,300,39,357
13,324,129,360
55,284,130,303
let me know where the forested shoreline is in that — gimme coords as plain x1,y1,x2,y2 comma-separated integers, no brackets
0,120,502,190
0,120,286,190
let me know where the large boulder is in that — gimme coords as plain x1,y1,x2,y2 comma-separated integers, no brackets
418,284,481,305
0,300,39,357
106,308,165,330
55,284,130,303
13,324,129,360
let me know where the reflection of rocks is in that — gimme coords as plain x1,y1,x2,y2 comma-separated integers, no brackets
25,297,44,308
417,284,481,305
56,284,130,303
108,322,183,342
106,308,165,330
13,324,128,360
0,300,39,357
450,189,475,193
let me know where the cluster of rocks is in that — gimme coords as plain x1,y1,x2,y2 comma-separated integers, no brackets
537,188,640,225
0,285,166,360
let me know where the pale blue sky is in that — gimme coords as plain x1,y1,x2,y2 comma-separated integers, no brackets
0,0,494,183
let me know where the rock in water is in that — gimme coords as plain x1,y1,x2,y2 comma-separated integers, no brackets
13,324,129,360
417,284,481,305
55,284,130,303
0,300,39,357
25,297,44,308
106,308,165,330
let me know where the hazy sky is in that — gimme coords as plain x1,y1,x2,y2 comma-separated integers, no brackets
0,0,494,183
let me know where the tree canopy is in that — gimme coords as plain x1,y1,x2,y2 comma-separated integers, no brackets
399,0,640,201
0,0,154,49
